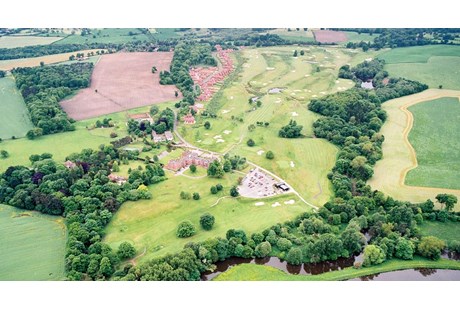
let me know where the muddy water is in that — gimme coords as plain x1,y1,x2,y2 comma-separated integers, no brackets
201,256,356,281
350,269,460,281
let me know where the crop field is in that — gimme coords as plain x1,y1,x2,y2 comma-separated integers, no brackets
405,97,460,189
0,204,66,280
378,45,460,90
178,46,383,205
104,171,308,262
60,52,180,120
0,35,63,48
313,30,347,43
0,49,104,71
343,31,377,43
0,75,33,139
368,89,460,210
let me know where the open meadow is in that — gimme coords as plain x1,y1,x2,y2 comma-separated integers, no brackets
0,204,66,280
378,45,460,90
0,35,63,48
0,74,33,139
405,97,460,189
55,28,153,45
104,171,308,263
368,89,460,210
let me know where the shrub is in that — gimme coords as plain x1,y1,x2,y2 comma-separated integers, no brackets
216,183,223,191
417,236,445,260
192,192,200,200
276,238,292,251
200,213,215,231
117,242,136,259
180,191,191,200
255,241,272,258
176,221,196,238
210,186,218,194
230,186,239,197
363,245,385,266
189,164,197,173
265,150,274,160
247,138,255,147
395,238,415,260
110,132,118,138
286,247,303,265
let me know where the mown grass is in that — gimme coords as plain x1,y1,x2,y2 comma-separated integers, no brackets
0,204,66,280
378,45,460,63
0,74,33,139
419,220,460,243
55,28,152,45
104,171,309,263
343,31,378,43
405,97,460,189
213,257,460,281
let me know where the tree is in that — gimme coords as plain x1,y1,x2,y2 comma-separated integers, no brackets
26,128,43,140
210,186,218,194
150,105,159,116
286,247,303,265
395,237,415,260
207,160,224,178
279,120,303,138
200,213,215,230
40,61,45,67
189,164,197,173
265,151,274,160
117,242,136,259
276,238,292,251
435,194,458,212
363,245,385,266
248,124,256,132
176,220,196,238
192,192,200,200
300,50,305,56
0,150,9,158
255,241,272,258
293,50,298,57
204,121,211,130
247,138,255,147
180,191,191,200
341,228,366,254
230,186,239,197
151,66,157,73
175,90,179,97
99,257,114,277
0,70,5,78
216,183,223,191
112,162,120,172
417,236,445,260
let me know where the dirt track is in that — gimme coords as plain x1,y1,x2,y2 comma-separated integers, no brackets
60,52,180,120
368,89,460,209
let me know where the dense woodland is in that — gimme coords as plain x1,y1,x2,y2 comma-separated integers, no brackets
12,63,94,136
0,146,166,280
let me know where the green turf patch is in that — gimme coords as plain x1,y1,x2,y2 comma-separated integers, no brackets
378,45,460,64
419,220,460,243
0,75,33,139
405,97,460,189
0,204,66,280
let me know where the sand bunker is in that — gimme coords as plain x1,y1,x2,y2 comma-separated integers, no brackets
272,202,281,207
291,112,299,116
222,110,230,114
216,139,225,143
257,150,265,155
266,67,275,71
223,130,232,135
284,200,295,205
290,161,295,168
213,135,222,139
255,202,265,206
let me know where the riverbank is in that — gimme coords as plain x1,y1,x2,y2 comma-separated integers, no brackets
213,257,460,281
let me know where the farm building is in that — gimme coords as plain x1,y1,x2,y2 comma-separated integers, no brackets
274,182,290,191
152,130,174,143
63,160,77,169
183,113,196,124
129,113,153,124
108,174,127,185
165,150,217,171
361,81,374,89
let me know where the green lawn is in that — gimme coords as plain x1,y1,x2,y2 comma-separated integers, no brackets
420,221,460,243
378,45,460,63
104,171,309,263
378,45,460,90
0,35,63,48
0,75,33,139
405,97,460,189
343,31,378,43
0,204,66,280
214,257,460,281
55,28,153,45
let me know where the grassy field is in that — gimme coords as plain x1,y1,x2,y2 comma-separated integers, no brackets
0,35,63,48
368,89,460,209
378,45,460,90
267,28,316,43
0,74,33,139
420,221,460,243
214,257,460,281
0,49,105,71
405,97,460,189
0,204,66,280
343,31,377,43
104,171,309,262
178,46,384,206
55,28,153,45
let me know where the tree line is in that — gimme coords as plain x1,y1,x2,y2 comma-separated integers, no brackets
12,63,94,136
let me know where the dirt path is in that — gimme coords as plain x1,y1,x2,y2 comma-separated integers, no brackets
210,196,232,208
368,89,460,207
313,182,323,199
129,247,147,266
